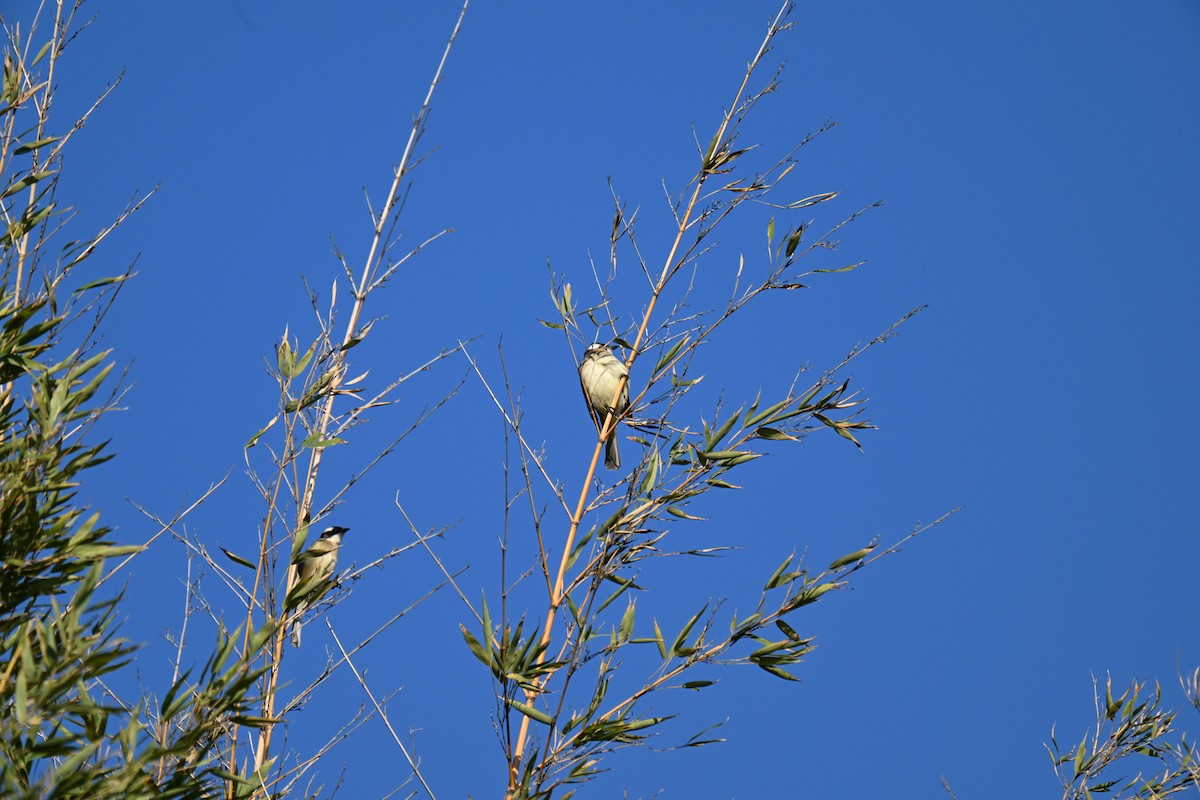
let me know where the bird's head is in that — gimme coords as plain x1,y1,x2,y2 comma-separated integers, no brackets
318,525,349,544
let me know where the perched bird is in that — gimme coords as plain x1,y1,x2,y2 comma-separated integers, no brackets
289,525,349,647
578,343,630,470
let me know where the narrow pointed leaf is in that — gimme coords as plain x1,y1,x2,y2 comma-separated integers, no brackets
220,547,256,571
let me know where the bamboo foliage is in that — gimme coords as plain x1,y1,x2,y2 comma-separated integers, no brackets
5,3,1197,800
450,4,952,798
1046,676,1200,800
1,2,471,798
188,3,472,798
0,4,266,798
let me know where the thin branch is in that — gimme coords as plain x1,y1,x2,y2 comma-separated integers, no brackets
329,626,439,800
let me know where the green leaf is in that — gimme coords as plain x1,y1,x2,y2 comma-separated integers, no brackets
750,638,803,658
460,624,494,669
730,613,762,639
506,698,552,725
596,505,628,538
790,582,838,607
623,716,667,732
299,433,347,449
667,506,704,521
776,619,803,641
701,131,720,170
828,546,875,570
229,715,279,728
766,215,775,245
784,226,804,258
618,600,636,643
32,40,53,67
682,680,714,690
13,135,59,155
73,273,132,293
342,319,375,350
705,407,742,450
220,547,255,570
813,412,863,447
671,604,708,657
812,262,863,274
764,554,793,590
245,414,279,448
4,201,55,244
275,336,294,377
291,341,316,378
745,398,789,427
653,619,667,659
290,525,311,565
759,663,800,681
639,448,660,495
701,449,762,466
705,477,741,489
654,336,689,375
537,318,565,330
755,426,797,441
2,169,56,199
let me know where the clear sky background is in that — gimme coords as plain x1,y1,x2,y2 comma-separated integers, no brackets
10,1,1199,797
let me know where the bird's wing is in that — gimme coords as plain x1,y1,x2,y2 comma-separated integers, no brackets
579,359,604,433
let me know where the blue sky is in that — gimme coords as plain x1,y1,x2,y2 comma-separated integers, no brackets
13,1,1200,797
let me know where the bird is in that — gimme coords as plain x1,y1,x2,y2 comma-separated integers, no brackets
288,524,349,647
578,343,630,470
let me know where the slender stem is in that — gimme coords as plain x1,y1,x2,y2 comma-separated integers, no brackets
330,626,439,800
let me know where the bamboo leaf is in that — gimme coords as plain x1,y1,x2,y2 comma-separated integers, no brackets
506,698,552,725
785,226,803,258
764,554,793,590
32,40,53,67
618,599,636,643
701,450,762,466
759,663,800,681
776,619,804,642
745,398,789,427
828,546,875,570
812,262,864,274
654,335,689,375
787,191,837,209
220,547,255,571
705,477,741,489
671,604,708,657
790,581,838,607
13,136,59,155
73,274,132,293
245,414,279,448
2,169,55,199
299,433,347,449
705,406,742,450
459,624,494,670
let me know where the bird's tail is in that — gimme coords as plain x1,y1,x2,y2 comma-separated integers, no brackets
289,603,306,647
605,433,620,470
